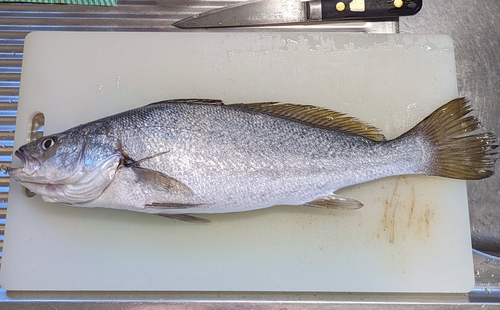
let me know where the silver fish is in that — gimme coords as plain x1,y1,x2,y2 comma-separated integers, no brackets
9,98,497,223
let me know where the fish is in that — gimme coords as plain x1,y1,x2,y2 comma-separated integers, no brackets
9,98,498,223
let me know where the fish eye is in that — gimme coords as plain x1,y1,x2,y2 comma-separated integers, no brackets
41,138,55,150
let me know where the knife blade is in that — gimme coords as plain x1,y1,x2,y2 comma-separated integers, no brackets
173,0,422,28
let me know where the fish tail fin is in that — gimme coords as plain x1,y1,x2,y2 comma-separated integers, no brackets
411,98,498,180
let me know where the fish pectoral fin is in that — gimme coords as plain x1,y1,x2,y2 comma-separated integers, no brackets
132,166,193,196
304,194,363,210
155,213,210,224
146,202,205,209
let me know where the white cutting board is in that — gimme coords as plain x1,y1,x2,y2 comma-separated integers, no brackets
1,32,473,292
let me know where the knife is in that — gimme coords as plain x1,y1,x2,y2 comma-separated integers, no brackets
173,0,422,28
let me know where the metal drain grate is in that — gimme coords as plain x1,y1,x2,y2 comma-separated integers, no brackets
0,30,22,263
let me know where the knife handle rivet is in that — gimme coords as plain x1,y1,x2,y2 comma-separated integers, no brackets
393,0,403,8
336,2,346,11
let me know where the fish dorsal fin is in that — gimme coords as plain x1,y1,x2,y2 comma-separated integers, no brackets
147,99,224,107
230,102,386,141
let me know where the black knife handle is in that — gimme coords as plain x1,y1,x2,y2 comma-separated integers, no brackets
321,0,422,20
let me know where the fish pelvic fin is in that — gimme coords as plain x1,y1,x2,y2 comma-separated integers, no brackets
156,213,210,223
230,102,386,142
410,98,498,180
304,194,364,210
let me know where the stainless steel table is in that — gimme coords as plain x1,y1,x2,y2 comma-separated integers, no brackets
0,0,499,308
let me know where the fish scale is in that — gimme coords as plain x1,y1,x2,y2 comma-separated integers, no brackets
83,103,415,208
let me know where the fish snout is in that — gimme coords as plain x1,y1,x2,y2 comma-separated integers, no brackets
14,147,40,176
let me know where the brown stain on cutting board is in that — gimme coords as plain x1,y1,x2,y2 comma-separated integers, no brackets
377,176,436,244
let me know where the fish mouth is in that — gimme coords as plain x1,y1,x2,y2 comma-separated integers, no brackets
12,148,40,177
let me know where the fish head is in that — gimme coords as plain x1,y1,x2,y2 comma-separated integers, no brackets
13,134,80,182
10,130,122,204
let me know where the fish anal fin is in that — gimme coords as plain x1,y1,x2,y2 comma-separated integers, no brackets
132,166,193,196
147,99,224,107
156,213,210,223
230,102,386,142
304,194,363,210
